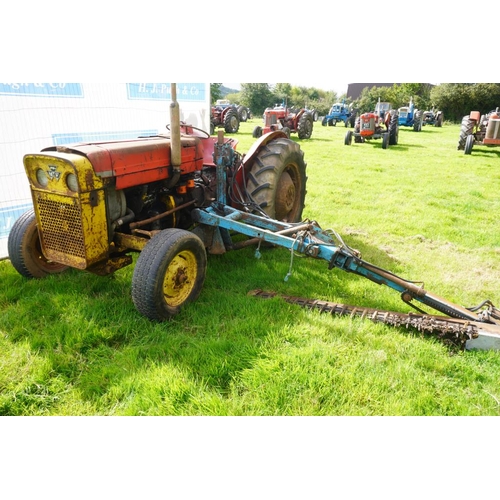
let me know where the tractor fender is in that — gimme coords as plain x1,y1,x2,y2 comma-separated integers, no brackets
241,130,289,169
236,130,288,180
384,112,392,128
470,111,481,123
232,130,289,191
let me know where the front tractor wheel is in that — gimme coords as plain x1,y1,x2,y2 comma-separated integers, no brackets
464,134,474,155
246,138,307,223
7,209,68,278
382,132,389,149
132,229,207,321
344,130,353,145
252,126,263,138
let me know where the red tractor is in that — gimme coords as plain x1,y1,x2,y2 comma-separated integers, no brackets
252,104,314,139
344,100,399,149
457,107,500,154
210,102,240,135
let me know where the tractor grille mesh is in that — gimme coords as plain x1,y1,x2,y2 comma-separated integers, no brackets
36,193,86,259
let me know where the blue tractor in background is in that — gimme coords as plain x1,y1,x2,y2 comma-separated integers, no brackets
322,101,356,127
397,97,423,131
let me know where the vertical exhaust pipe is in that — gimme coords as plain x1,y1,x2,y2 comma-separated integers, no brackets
169,83,181,186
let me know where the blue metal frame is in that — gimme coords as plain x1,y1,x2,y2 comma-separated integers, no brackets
192,137,487,323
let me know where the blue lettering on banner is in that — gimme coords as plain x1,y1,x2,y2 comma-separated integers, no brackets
52,129,159,145
0,203,33,239
127,83,206,102
0,83,84,98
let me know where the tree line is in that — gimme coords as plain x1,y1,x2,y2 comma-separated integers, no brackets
210,83,500,123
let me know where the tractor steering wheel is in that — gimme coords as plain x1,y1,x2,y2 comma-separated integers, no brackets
166,122,210,139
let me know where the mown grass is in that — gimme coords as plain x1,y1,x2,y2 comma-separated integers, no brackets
1,117,500,416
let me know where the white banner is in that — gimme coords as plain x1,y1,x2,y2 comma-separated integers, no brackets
0,82,210,258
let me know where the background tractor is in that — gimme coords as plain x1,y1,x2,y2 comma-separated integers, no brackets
344,100,399,149
214,99,251,122
422,108,443,127
322,101,356,127
210,102,240,135
305,107,319,122
253,104,314,139
457,107,500,154
397,98,423,131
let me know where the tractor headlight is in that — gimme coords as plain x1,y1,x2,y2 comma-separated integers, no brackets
66,173,79,192
36,168,49,187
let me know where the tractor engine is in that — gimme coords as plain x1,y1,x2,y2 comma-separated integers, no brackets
263,106,287,130
358,112,378,137
22,133,221,273
486,109,500,141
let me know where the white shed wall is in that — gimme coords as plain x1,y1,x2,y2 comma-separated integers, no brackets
0,82,210,258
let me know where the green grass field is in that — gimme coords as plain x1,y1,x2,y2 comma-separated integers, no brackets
1,117,500,416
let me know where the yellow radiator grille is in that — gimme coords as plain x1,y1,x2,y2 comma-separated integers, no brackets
36,192,86,259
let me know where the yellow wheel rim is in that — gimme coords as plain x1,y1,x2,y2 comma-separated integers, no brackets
162,250,198,307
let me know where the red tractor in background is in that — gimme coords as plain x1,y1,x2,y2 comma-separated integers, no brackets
252,104,314,139
457,107,500,154
344,100,399,149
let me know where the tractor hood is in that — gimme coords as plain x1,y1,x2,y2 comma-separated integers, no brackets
42,135,204,190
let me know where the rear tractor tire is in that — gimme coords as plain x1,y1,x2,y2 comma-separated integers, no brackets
131,229,207,321
389,111,399,145
7,209,69,278
413,110,423,132
458,116,474,150
238,105,248,122
297,112,313,139
224,109,240,134
245,137,307,223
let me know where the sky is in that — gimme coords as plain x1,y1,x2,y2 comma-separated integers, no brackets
3,5,490,89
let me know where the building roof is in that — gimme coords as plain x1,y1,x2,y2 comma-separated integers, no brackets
347,83,397,100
